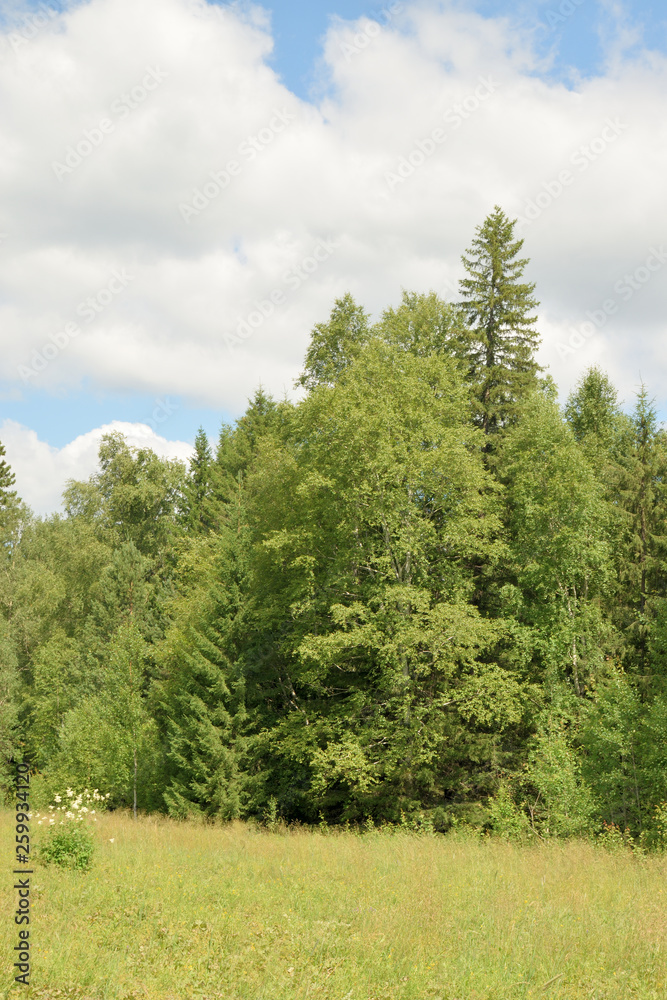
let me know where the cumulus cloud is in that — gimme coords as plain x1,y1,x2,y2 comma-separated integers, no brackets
0,0,665,500
0,419,193,516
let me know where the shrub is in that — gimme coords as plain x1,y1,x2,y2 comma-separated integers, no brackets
33,787,108,871
487,781,531,841
38,822,94,871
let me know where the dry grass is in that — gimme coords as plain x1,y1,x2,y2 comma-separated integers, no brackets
1,809,666,999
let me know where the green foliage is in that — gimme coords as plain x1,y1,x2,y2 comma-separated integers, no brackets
38,820,94,870
457,205,542,435
499,387,613,694
374,289,468,358
156,530,247,820
9,217,667,845
243,340,520,822
296,292,371,391
487,780,530,840
35,788,107,870
525,718,596,837
63,431,186,558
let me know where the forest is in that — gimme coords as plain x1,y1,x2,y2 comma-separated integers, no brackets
2,206,666,846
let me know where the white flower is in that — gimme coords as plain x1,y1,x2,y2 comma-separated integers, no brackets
65,811,74,819
80,806,88,813
49,819,55,825
109,838,115,843
91,810,95,815
54,795,61,803
66,789,74,798
37,820,42,825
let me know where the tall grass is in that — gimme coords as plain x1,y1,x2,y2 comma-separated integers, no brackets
1,810,665,999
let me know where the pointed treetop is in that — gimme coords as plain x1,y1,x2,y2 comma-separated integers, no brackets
457,205,542,435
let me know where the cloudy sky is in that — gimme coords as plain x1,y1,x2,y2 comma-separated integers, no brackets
1,0,665,514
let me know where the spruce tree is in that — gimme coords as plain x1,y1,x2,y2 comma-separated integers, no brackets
457,206,541,435
0,439,15,501
616,386,667,624
182,427,214,533
0,438,18,545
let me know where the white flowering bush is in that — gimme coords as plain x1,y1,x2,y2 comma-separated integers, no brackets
32,788,110,871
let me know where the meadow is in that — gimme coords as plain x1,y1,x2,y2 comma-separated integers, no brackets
1,810,666,1000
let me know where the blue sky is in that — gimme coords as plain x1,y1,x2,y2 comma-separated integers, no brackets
1,0,666,511
263,0,667,99
4,0,666,450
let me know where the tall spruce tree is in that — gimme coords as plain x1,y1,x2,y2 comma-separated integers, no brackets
182,427,214,533
457,206,541,435
0,438,16,501
614,386,667,678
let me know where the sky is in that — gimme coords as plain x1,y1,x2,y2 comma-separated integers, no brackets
0,0,666,514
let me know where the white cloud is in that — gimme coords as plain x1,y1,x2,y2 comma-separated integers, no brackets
0,0,665,447
0,419,193,516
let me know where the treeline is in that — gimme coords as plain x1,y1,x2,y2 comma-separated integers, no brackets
2,206,667,845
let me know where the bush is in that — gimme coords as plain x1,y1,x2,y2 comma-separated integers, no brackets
487,781,531,841
33,787,108,871
38,822,94,871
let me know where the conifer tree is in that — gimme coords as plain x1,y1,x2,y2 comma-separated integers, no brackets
211,388,284,523
0,438,15,501
457,206,541,435
155,529,247,819
182,427,214,533
615,387,667,675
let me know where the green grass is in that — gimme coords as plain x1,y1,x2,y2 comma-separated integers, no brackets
2,810,666,999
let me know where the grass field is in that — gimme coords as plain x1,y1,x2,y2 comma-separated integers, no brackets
2,810,666,1000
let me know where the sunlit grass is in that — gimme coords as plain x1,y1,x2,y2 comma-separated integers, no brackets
1,809,666,999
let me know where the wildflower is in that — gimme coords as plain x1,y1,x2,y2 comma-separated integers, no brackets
37,820,42,826
66,789,73,798
65,811,74,819
109,838,115,843
80,806,88,814
54,795,61,803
